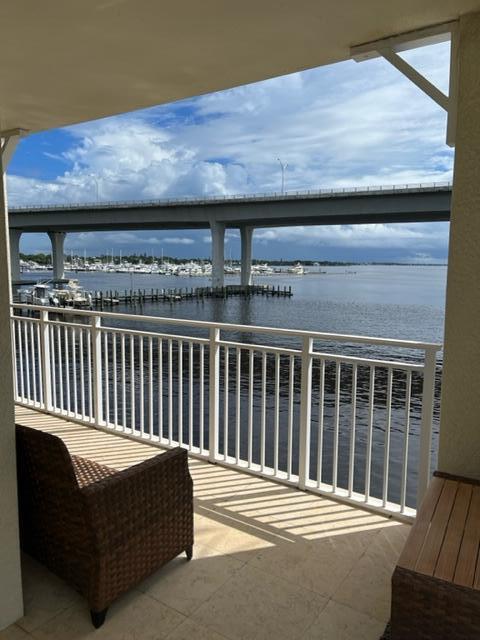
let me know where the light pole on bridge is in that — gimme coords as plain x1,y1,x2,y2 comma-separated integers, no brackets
88,174,100,201
277,158,288,194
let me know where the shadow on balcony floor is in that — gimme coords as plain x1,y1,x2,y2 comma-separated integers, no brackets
3,406,410,640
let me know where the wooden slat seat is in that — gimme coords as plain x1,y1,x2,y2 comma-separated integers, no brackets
392,472,480,639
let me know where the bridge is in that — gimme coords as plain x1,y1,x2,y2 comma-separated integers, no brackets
9,182,452,287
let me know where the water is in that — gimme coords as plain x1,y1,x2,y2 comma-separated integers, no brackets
30,264,446,341
54,264,446,366
21,265,447,508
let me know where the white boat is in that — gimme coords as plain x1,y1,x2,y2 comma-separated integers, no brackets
22,283,53,306
51,280,93,308
287,262,307,275
252,263,274,276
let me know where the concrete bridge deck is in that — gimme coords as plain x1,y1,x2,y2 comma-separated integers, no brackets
9,183,451,232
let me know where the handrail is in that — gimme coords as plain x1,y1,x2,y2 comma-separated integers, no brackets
10,304,441,519
10,303,442,351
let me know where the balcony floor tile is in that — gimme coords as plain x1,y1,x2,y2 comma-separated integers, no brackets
331,522,411,623
31,591,185,640
17,555,83,633
138,543,244,616
191,564,328,640
0,625,31,640
303,601,386,640
164,618,229,639
248,532,371,598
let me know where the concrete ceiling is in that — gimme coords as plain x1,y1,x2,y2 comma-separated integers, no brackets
1,0,479,134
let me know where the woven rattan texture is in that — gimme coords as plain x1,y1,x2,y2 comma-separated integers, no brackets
391,566,480,639
16,424,194,613
71,455,117,487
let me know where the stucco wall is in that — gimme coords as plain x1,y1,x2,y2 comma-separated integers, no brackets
439,11,480,479
0,155,23,629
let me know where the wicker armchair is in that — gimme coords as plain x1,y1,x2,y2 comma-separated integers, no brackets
16,424,194,628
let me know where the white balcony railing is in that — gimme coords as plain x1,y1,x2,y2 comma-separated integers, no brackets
11,304,441,519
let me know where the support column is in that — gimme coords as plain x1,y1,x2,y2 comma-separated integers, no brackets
9,229,21,284
240,226,254,286
210,221,225,288
48,231,66,281
0,148,23,629
438,11,480,480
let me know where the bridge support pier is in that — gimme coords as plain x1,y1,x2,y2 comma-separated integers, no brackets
48,231,66,281
9,229,21,285
210,221,225,288
240,226,253,286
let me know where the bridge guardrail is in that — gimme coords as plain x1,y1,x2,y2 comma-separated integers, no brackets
9,181,452,212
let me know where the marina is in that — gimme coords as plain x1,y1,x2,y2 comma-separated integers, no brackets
18,256,312,278
14,281,293,308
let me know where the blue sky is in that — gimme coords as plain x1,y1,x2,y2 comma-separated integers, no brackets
8,42,453,262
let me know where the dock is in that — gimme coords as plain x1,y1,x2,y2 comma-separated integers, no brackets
90,284,292,308
13,284,292,310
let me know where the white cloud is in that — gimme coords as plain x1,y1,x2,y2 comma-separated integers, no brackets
254,222,449,251
405,252,446,264
102,232,145,245
202,235,231,244
164,237,194,245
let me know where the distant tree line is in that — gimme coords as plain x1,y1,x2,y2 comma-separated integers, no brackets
20,252,445,267
20,253,52,265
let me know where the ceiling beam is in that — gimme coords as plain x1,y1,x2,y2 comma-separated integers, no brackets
377,47,449,111
0,128,29,170
351,21,457,147
350,21,456,62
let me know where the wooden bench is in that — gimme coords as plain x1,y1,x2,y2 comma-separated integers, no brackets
391,472,480,639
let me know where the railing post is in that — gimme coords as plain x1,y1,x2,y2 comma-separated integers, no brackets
417,346,437,506
10,315,18,401
91,315,104,426
39,309,52,411
298,336,313,490
209,327,220,462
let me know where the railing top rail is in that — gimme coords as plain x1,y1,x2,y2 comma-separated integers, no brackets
9,181,453,213
11,303,442,352
220,338,424,369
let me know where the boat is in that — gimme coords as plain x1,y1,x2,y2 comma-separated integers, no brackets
252,263,274,276
22,283,54,306
22,280,92,308
51,280,93,308
287,262,307,275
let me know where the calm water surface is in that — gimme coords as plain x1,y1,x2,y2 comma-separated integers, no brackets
55,264,446,344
